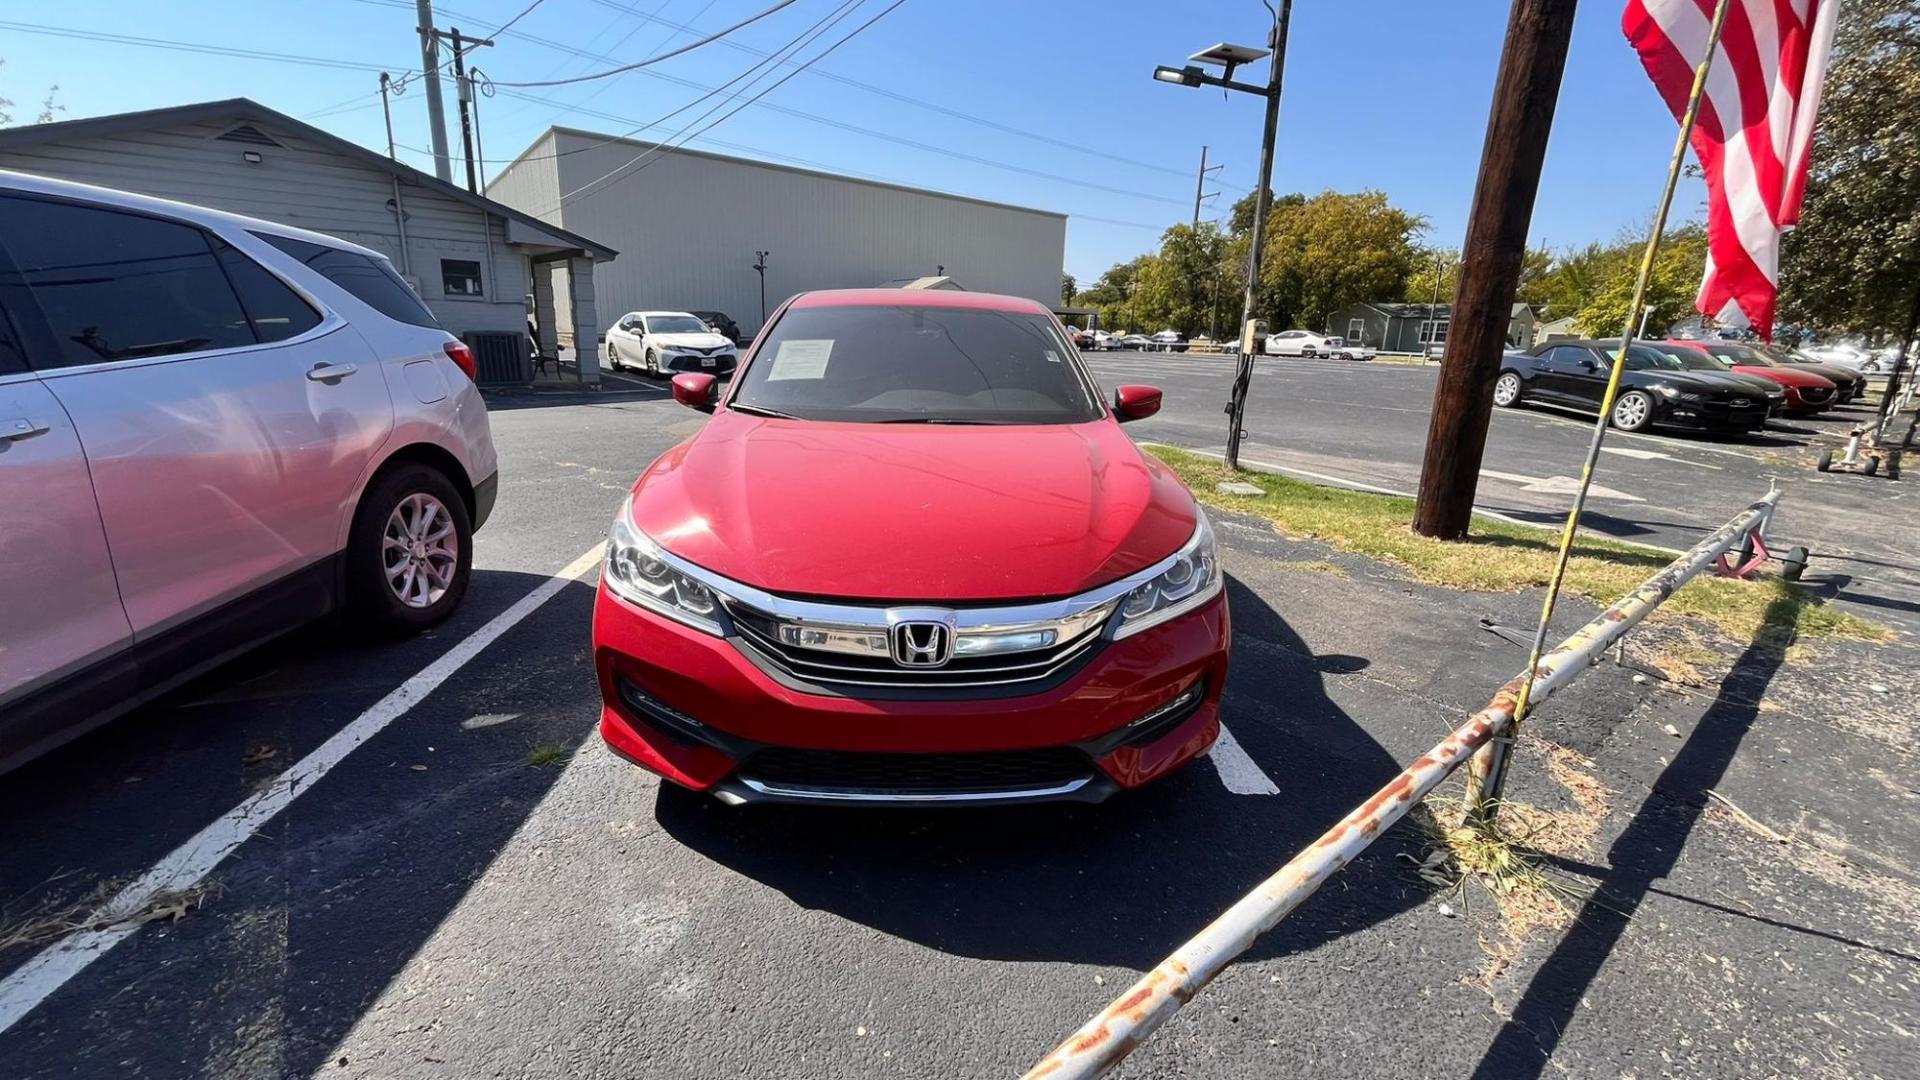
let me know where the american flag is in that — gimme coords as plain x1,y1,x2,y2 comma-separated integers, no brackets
1623,0,1841,338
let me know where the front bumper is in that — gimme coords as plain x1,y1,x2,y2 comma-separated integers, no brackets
1654,399,1770,430
594,581,1231,805
662,351,737,375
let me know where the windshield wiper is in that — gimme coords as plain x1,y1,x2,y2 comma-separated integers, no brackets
728,402,802,420
870,417,1004,425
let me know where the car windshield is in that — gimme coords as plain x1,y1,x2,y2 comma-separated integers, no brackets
1643,345,1726,372
730,304,1102,424
1706,343,1775,366
647,315,710,334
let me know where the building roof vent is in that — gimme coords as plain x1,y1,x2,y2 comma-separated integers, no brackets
216,124,284,148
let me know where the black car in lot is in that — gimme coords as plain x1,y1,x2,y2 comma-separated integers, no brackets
1754,344,1868,404
689,309,743,344
1493,339,1781,433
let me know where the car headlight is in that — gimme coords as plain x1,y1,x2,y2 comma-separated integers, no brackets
605,499,727,635
1112,511,1222,640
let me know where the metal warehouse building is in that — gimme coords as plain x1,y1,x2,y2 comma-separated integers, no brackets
487,127,1067,346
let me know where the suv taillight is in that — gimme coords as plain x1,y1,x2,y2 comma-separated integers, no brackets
443,340,477,381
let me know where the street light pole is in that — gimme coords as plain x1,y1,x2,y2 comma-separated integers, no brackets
1224,1,1290,470
753,250,770,327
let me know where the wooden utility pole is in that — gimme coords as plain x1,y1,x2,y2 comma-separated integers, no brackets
1412,0,1579,538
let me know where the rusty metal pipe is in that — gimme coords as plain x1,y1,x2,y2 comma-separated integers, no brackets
1021,488,1781,1080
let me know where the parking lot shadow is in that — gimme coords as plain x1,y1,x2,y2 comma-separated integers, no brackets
1468,594,1798,1080
655,575,1437,970
0,572,605,1080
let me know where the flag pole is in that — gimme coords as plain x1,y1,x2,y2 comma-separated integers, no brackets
1467,0,1734,826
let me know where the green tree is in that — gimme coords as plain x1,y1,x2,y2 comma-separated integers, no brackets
1074,256,1152,333
1226,188,1298,236
1530,241,1623,319
0,59,62,127
1573,226,1707,337
1128,223,1231,337
1060,273,1077,305
1259,190,1426,330
1778,0,1920,334
1404,246,1461,306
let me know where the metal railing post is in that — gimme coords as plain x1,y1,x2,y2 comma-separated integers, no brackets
1023,488,1780,1080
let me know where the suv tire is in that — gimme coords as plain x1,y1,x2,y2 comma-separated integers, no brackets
347,463,473,636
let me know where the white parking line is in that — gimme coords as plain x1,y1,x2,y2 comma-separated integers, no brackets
0,543,607,1037
1208,723,1281,795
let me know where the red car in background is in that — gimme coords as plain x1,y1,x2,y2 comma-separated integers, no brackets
1659,339,1838,414
593,289,1230,806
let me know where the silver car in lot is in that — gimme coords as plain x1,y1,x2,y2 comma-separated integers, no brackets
0,171,497,772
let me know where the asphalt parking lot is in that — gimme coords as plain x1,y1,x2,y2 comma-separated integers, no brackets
2,364,1916,1079
1085,349,1920,635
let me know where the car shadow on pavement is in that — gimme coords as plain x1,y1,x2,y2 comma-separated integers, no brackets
655,574,1439,971
1467,593,1798,1080
0,572,604,1080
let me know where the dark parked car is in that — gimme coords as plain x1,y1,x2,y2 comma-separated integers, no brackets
1493,340,1779,433
1752,344,1867,404
689,310,743,344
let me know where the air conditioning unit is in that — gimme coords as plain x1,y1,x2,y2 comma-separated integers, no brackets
463,331,532,385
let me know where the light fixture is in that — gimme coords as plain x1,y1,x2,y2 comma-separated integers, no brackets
242,150,264,164
1153,64,1205,87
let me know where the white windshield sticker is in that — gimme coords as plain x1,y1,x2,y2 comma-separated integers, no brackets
767,339,833,380
1044,350,1060,364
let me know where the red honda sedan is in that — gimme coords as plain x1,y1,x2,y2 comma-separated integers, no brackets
1660,339,1838,414
593,289,1230,806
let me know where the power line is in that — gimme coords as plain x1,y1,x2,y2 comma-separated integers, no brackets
361,0,1216,185
490,0,801,87
489,0,549,36
575,0,1227,183
383,2,1193,208
482,0,867,169
552,0,892,209
0,19,397,73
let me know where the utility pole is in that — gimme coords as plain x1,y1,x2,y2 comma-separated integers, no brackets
1412,0,1578,539
1191,145,1222,229
438,26,494,193
1224,1,1290,470
413,0,453,183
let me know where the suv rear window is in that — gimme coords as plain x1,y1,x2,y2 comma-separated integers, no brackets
256,233,439,329
730,305,1101,425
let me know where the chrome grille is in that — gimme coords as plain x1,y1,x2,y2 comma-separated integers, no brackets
726,600,1107,689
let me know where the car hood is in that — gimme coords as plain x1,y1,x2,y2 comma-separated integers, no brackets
1791,362,1861,385
1651,370,1778,396
651,331,734,350
1727,364,1834,388
628,412,1198,601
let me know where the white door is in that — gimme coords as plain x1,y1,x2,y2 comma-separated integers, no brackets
0,370,131,707
0,193,392,637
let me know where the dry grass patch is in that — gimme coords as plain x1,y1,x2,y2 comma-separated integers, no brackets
1148,445,1890,644
1,878,217,952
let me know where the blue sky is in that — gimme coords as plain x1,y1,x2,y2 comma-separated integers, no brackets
0,1,1703,282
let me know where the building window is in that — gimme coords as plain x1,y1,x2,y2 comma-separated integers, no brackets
1419,319,1450,344
1347,317,1366,344
441,259,484,297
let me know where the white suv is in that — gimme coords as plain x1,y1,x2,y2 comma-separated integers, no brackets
0,171,497,772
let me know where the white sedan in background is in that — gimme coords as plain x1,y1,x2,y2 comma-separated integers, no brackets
1266,330,1375,361
606,310,740,377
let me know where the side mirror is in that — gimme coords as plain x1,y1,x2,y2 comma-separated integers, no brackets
1114,384,1162,422
672,372,717,413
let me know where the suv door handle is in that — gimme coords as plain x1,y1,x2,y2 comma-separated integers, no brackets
306,362,359,382
1,417,50,442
